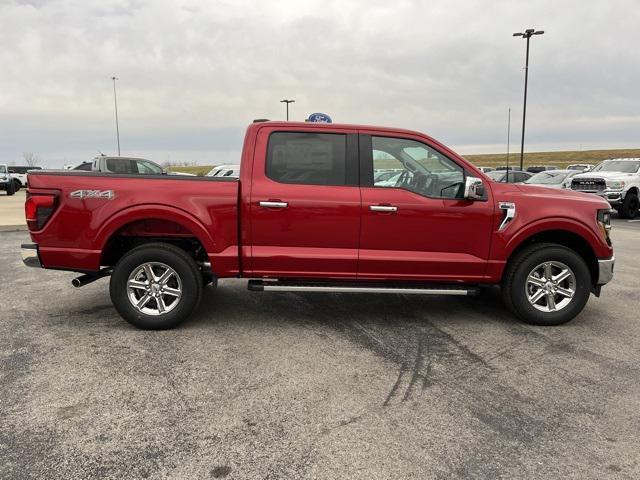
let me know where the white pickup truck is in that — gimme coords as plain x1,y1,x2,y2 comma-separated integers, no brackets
571,158,640,218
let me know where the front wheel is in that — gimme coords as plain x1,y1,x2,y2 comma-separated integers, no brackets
5,181,15,196
110,243,203,329
619,192,639,219
502,243,591,326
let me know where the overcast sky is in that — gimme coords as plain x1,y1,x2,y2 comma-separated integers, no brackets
1,0,638,167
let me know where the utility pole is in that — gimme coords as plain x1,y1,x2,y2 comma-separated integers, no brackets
513,28,544,171
506,107,511,182
280,99,295,121
112,76,121,156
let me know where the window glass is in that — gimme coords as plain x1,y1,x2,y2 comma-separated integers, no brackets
371,136,464,198
74,162,93,171
135,160,163,174
267,132,347,186
0,165,6,173
106,158,135,174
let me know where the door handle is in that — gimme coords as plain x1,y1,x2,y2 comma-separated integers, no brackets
259,201,288,209
370,205,398,213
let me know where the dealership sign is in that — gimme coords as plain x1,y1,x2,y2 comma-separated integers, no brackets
306,112,332,123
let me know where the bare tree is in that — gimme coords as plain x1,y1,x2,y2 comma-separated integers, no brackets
22,152,41,167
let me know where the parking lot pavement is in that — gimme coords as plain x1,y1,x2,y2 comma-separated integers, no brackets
0,189,27,231
1,228,639,480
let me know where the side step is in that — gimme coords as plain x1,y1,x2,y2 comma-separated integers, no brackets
247,279,479,296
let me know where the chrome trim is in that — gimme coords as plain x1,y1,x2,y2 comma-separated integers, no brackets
261,285,471,295
597,257,614,286
21,243,41,268
498,202,516,232
259,201,288,208
370,205,398,213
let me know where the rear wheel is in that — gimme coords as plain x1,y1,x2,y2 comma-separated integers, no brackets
110,243,202,329
12,180,21,192
502,243,591,326
619,192,639,219
6,180,15,196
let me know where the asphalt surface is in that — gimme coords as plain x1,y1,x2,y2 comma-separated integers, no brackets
1,224,639,479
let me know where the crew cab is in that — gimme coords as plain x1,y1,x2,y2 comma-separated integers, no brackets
21,121,615,329
571,158,640,219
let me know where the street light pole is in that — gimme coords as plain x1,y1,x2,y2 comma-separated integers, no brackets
506,107,511,182
111,76,121,156
513,28,544,171
280,99,295,121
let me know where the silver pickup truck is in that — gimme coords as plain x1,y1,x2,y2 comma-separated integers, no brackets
571,158,640,219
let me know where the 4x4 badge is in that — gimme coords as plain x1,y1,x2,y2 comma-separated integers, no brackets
70,190,114,200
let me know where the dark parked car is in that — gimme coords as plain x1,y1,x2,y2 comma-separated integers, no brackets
526,165,558,174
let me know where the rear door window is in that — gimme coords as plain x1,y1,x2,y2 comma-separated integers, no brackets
106,158,135,174
266,132,348,186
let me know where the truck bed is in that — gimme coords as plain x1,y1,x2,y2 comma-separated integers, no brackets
27,171,240,275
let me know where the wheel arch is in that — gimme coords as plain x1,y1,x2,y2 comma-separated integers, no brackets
97,205,216,267
503,228,599,286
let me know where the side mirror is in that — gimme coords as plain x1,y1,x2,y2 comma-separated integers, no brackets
464,176,485,200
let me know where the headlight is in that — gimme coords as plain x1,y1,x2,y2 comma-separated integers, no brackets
606,180,625,189
597,208,612,246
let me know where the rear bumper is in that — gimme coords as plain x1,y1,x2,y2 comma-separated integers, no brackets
21,243,42,268
597,256,614,285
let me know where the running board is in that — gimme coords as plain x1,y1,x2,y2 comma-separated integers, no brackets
247,280,479,296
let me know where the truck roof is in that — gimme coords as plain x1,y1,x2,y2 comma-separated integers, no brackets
251,121,426,137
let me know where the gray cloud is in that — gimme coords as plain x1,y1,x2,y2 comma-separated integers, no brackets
1,0,638,166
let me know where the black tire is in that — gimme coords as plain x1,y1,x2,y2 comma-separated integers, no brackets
110,242,202,329
13,180,21,192
6,180,15,196
619,192,639,219
501,243,591,326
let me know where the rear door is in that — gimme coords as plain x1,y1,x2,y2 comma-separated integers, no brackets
248,126,361,278
358,133,494,281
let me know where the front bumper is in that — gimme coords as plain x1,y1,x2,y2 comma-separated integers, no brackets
600,190,624,206
21,243,42,268
597,256,614,285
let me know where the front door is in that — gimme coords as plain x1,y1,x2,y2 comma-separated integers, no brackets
248,128,361,278
358,133,494,282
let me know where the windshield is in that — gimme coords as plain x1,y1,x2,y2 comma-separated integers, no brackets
486,171,506,182
592,161,640,173
525,171,568,184
0,165,6,174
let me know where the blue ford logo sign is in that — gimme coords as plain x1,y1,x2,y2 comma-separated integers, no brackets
307,112,332,123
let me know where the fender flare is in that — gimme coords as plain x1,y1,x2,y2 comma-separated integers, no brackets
95,204,217,254
502,216,602,259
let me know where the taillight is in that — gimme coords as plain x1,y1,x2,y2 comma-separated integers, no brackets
25,193,58,230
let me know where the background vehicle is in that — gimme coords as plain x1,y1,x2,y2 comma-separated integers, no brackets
523,169,579,189
526,165,558,174
206,164,240,178
7,165,42,190
476,166,494,173
495,166,522,171
0,164,16,195
571,158,640,218
567,163,594,172
22,121,614,330
72,156,192,176
486,170,532,183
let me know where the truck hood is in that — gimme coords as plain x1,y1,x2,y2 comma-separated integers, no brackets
572,171,636,181
491,182,610,208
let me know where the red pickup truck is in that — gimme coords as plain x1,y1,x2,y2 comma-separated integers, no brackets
21,121,614,329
